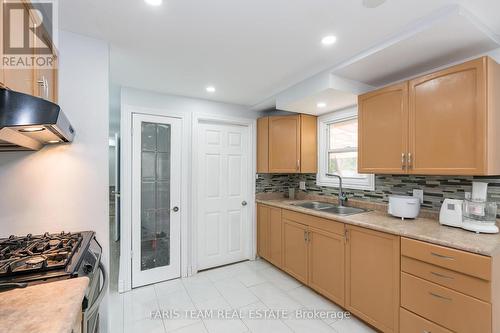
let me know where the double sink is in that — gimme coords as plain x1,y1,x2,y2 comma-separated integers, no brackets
292,201,367,216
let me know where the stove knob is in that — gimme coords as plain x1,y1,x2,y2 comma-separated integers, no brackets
83,264,93,274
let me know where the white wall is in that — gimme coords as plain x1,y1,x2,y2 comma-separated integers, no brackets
0,31,109,331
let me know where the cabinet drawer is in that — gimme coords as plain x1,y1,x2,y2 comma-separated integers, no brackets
401,272,491,333
282,209,344,235
401,238,491,280
402,256,491,302
400,308,452,333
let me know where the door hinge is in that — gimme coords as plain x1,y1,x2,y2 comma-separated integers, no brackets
130,250,134,259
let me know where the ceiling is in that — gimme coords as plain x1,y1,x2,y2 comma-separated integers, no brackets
59,0,500,107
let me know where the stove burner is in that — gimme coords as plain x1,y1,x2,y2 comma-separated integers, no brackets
0,232,82,277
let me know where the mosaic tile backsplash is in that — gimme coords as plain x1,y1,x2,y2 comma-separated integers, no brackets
256,174,500,217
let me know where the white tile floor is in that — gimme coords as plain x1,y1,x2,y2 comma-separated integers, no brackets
109,259,377,333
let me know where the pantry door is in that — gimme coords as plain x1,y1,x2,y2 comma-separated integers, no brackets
197,121,251,270
132,114,182,288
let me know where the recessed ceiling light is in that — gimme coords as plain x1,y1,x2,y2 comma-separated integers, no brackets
144,0,162,6
317,102,327,108
321,35,337,46
206,86,216,93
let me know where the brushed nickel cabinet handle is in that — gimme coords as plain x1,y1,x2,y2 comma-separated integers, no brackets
431,271,454,280
408,153,413,169
431,252,455,260
429,292,452,302
401,153,406,170
296,160,300,171
304,230,307,242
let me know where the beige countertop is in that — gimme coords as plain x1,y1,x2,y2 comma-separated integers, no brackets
257,197,500,257
0,277,89,333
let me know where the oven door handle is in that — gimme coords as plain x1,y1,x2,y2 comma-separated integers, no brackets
85,262,107,318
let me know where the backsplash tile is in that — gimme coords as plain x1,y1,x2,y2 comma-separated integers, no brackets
256,174,500,217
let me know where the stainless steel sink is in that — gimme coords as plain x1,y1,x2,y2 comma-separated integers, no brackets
292,201,367,216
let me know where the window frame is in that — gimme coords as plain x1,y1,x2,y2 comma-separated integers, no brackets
317,107,375,191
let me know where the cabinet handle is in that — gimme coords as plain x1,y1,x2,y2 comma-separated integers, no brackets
401,153,406,170
296,160,300,171
431,271,454,280
431,252,455,260
304,230,307,242
408,153,412,169
345,229,349,242
429,292,452,302
307,231,311,242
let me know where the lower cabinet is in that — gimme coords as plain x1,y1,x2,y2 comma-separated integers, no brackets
308,227,345,307
282,219,308,283
257,204,282,267
345,225,400,333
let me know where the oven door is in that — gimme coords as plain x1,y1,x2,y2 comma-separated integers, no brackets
83,262,107,333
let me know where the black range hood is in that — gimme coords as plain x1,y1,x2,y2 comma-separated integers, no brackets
0,88,75,151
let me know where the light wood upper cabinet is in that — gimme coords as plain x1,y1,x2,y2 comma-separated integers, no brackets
282,219,308,284
257,114,317,174
345,225,400,333
257,117,269,173
358,56,500,176
308,226,345,307
409,57,495,175
358,82,408,174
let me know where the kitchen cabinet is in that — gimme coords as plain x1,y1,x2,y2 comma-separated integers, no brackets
257,204,270,260
256,203,282,267
345,225,400,333
282,218,308,283
0,0,59,103
257,114,317,174
308,226,345,306
358,56,500,175
358,82,408,174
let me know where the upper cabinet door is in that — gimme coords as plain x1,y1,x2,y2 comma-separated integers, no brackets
268,115,301,173
257,117,269,173
409,58,486,175
358,82,409,174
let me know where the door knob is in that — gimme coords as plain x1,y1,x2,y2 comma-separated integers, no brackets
172,206,179,212
241,201,247,206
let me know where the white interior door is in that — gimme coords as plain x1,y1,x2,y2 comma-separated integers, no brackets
197,121,251,270
132,114,182,288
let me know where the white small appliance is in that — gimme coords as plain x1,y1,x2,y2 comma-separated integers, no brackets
439,199,463,228
388,195,421,220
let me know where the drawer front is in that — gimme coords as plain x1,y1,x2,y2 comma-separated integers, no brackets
401,272,491,333
400,308,452,333
401,256,491,302
401,238,491,280
282,209,344,235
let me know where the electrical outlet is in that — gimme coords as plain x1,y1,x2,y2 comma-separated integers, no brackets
299,181,306,190
413,189,424,204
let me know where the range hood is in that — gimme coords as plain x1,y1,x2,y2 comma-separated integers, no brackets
0,88,75,151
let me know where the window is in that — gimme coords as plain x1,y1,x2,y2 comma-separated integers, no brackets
317,107,375,190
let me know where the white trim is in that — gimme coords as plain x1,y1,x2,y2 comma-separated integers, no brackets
317,107,375,191
191,113,256,274
119,105,191,292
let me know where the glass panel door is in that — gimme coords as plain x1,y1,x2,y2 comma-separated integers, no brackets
132,114,181,288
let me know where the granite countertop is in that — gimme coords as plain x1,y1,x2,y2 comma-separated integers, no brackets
257,197,500,257
0,277,89,333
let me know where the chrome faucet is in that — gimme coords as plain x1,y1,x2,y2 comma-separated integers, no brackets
326,173,348,207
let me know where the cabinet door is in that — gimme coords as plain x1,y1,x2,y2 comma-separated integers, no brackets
282,219,308,284
3,3,36,95
268,207,282,268
257,117,269,173
358,82,408,174
345,225,400,333
257,204,270,260
268,116,300,173
308,227,345,306
409,57,486,175
299,114,317,173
